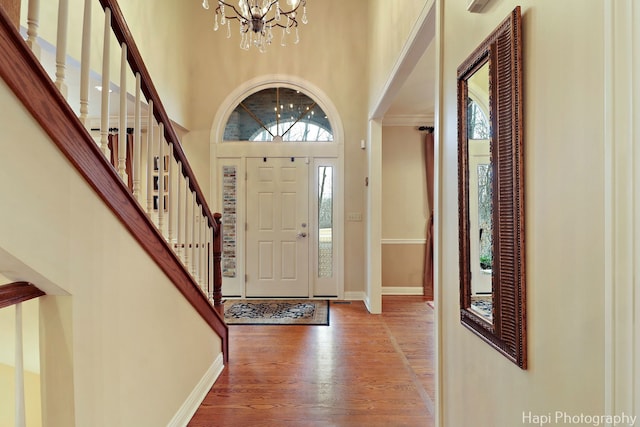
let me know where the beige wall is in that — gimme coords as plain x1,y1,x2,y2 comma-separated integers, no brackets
382,244,425,287
116,1,192,128
0,297,42,427
382,126,428,288
183,0,371,295
0,296,40,372
382,126,428,238
0,363,42,427
439,1,604,425
0,79,221,426
368,0,431,112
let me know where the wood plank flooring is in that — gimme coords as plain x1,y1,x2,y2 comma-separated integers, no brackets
188,296,435,427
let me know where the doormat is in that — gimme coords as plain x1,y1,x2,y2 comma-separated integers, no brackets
223,299,330,325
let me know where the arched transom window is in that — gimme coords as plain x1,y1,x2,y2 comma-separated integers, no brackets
223,87,333,142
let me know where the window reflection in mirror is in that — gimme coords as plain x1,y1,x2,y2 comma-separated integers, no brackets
466,61,493,323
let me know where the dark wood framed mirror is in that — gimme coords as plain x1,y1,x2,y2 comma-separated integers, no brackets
457,6,526,368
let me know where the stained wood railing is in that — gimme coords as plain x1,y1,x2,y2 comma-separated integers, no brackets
0,281,45,310
0,2,227,360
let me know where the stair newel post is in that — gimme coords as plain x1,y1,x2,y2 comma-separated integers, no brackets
184,176,191,270
79,0,91,126
55,0,69,98
26,0,41,57
213,213,223,308
99,7,111,156
118,42,128,185
167,143,174,244
146,100,154,214
157,123,165,233
176,161,183,259
133,73,142,199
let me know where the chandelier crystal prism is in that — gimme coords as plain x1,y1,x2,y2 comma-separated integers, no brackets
201,0,308,52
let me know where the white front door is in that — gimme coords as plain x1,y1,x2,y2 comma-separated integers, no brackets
246,157,309,297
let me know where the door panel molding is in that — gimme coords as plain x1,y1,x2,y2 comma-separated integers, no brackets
246,157,309,297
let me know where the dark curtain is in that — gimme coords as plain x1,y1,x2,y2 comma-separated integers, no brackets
423,130,434,300
107,132,134,192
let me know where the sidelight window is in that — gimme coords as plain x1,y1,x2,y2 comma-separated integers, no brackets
318,166,333,278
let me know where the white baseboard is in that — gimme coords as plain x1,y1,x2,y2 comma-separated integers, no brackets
382,286,424,296
381,239,427,245
168,353,225,427
343,291,366,301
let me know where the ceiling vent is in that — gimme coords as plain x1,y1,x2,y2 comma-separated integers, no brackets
467,0,491,13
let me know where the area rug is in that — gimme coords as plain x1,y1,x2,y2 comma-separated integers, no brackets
223,299,330,325
470,296,493,321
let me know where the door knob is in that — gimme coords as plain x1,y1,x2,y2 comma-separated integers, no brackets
297,232,308,238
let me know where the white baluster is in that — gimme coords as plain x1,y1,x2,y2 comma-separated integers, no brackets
79,0,91,126
55,0,69,98
15,304,26,427
133,74,142,199
176,161,183,258
192,195,198,278
99,8,111,156
184,177,191,270
197,208,203,286
26,0,41,58
118,43,128,185
208,226,214,300
158,123,165,233
201,212,207,289
146,101,154,214
168,144,176,245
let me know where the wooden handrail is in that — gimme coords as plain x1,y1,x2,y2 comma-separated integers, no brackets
0,5,227,362
0,282,45,310
97,0,216,230
96,0,224,319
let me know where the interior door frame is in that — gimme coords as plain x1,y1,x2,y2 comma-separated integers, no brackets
213,143,344,299
210,77,345,299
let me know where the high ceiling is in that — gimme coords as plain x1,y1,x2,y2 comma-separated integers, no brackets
374,2,437,127
385,41,436,122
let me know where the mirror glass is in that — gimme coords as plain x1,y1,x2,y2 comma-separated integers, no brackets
466,61,493,323
457,6,526,369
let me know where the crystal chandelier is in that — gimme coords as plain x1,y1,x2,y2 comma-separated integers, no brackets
201,0,308,52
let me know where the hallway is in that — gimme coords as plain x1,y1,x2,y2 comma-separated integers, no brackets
188,296,435,426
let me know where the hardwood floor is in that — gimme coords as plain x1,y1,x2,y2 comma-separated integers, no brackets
188,296,435,427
